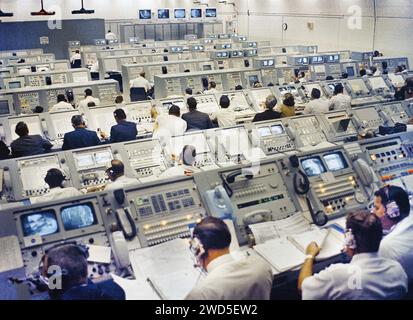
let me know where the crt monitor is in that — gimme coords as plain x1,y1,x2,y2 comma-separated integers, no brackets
139,9,151,19
8,81,22,89
205,8,217,18
174,9,186,19
323,152,348,171
346,66,355,77
258,127,272,137
300,157,327,177
333,118,351,133
271,124,284,135
191,9,202,18
61,203,97,231
0,99,11,115
158,9,169,19
21,211,59,237
248,75,259,87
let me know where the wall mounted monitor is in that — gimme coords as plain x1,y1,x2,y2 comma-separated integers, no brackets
174,9,186,19
21,211,59,237
139,9,152,20
191,9,202,18
205,8,217,18
158,9,170,19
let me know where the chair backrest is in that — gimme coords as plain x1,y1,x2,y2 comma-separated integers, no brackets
71,59,82,69
130,87,147,102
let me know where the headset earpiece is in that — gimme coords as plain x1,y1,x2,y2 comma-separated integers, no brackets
344,229,357,250
190,237,206,268
385,201,400,218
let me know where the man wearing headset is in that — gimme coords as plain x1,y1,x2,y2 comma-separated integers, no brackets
31,168,82,204
298,210,407,300
40,243,125,300
372,185,413,285
105,160,138,191
159,145,200,178
185,217,273,300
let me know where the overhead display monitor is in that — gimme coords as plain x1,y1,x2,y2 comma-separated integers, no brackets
174,9,186,19
301,157,327,177
205,8,217,18
191,9,202,18
158,9,170,19
21,211,59,237
139,9,152,20
61,203,97,231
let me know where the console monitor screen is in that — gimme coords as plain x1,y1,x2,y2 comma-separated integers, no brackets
21,211,59,237
346,67,355,77
8,81,22,89
61,203,97,231
75,154,94,168
191,9,202,18
162,99,185,112
174,9,186,19
0,100,10,115
139,10,151,19
203,65,212,71
271,124,284,135
158,9,170,19
323,152,348,171
258,127,272,137
301,157,327,177
95,150,113,165
206,8,217,18
248,75,259,87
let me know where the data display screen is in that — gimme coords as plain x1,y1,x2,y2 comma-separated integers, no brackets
139,10,151,19
158,9,169,19
323,152,348,171
8,81,22,89
191,9,202,18
61,203,97,231
301,157,327,177
21,211,59,237
0,100,10,115
258,127,272,137
174,9,186,19
205,8,217,18
95,150,112,165
75,154,94,168
271,125,284,135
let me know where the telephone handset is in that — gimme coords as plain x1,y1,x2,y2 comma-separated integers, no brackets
352,158,376,186
66,90,74,103
113,189,137,240
204,185,234,218
284,124,297,141
378,110,392,125
111,231,131,272
243,210,272,225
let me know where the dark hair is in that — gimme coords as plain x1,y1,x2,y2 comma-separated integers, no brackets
0,141,10,159
219,95,230,108
193,217,231,252
360,69,367,77
311,88,321,99
107,160,125,178
185,87,193,95
169,105,180,117
71,115,84,127
326,76,334,80
187,97,197,110
283,93,295,107
115,95,123,104
370,66,377,73
84,89,92,96
46,244,88,295
341,73,349,79
267,82,275,87
44,168,66,188
346,210,383,253
334,83,344,95
57,94,67,103
87,102,96,108
75,50,80,54
15,122,29,137
113,108,127,120
209,81,216,89
235,85,243,90
374,185,410,221
33,106,44,113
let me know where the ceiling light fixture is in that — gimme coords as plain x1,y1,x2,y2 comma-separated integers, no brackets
31,0,55,16
0,9,14,17
72,0,95,14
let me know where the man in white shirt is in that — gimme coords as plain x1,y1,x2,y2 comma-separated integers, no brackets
153,104,187,140
303,88,330,115
328,83,351,110
204,81,219,94
159,145,200,178
70,50,81,64
31,169,82,204
105,30,117,41
185,216,273,300
105,160,138,191
130,72,152,93
213,95,236,127
78,88,100,113
372,185,413,283
299,210,408,300
49,94,74,113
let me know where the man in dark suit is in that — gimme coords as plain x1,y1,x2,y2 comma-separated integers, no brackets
108,109,137,143
10,122,53,158
182,97,213,131
62,115,101,150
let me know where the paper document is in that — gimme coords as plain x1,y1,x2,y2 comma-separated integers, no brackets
111,274,160,300
87,245,112,264
0,236,24,273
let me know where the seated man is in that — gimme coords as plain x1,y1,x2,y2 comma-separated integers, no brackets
252,95,280,122
50,94,73,113
10,122,53,158
31,169,82,204
204,81,219,94
62,115,100,150
40,243,125,300
105,160,138,191
108,109,137,143
182,97,213,131
372,185,413,283
159,145,200,178
78,89,100,113
328,84,351,111
298,210,408,300
130,71,152,93
303,88,329,114
274,93,296,118
153,104,187,141
213,95,236,128
185,217,273,300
